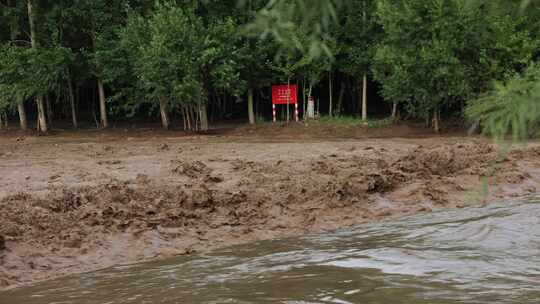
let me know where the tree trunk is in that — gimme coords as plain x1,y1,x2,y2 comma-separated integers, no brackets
97,80,108,128
185,106,191,131
17,102,28,131
199,103,209,131
182,107,187,130
337,81,345,116
159,97,170,129
362,73,367,121
433,109,440,133
248,88,255,125
36,96,47,132
27,0,48,133
328,72,333,117
188,105,195,131
391,102,398,120
67,72,77,128
9,0,26,131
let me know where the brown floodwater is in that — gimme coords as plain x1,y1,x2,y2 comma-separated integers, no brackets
2,200,540,304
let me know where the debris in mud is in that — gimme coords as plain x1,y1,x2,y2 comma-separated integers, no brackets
49,174,61,181
0,235,5,251
204,175,224,183
172,161,212,178
133,174,150,186
365,173,395,193
97,160,122,165
394,143,495,177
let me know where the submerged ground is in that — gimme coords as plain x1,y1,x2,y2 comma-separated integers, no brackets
1,122,539,289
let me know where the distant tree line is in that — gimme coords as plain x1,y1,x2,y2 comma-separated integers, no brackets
0,0,539,133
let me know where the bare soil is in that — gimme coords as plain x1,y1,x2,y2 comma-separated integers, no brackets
1,122,539,290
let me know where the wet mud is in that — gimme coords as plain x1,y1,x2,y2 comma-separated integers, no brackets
0,132,538,289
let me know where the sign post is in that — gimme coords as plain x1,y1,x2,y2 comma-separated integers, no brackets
272,84,298,122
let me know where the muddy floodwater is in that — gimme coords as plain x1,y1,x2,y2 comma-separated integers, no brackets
2,200,540,304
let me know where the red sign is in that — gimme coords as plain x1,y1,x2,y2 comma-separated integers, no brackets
272,85,298,105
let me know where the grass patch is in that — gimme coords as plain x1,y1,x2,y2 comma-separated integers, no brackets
319,115,393,128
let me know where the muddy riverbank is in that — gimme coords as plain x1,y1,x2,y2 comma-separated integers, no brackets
1,126,539,289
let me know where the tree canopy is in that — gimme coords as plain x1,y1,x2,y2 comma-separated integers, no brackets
0,0,538,134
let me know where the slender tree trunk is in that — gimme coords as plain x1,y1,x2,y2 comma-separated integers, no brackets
27,0,47,132
17,102,28,131
10,0,28,131
36,96,47,132
328,72,333,117
159,97,170,129
433,109,440,133
337,81,345,116
97,80,108,128
248,88,255,125
199,103,209,131
362,73,367,121
185,106,192,131
182,107,187,130
391,102,398,120
67,71,77,128
188,105,194,131
194,105,199,131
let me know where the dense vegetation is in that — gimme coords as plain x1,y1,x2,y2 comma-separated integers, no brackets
0,0,539,133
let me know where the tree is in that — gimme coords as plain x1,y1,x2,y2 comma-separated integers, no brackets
466,64,540,140
373,0,534,132
27,0,48,132
337,0,381,121
68,0,134,128
1,0,28,130
119,2,241,131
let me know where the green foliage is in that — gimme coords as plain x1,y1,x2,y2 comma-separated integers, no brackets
466,64,540,140
131,3,205,106
115,1,242,114
336,0,381,77
0,44,73,108
0,0,538,132
372,0,535,120
244,0,342,60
